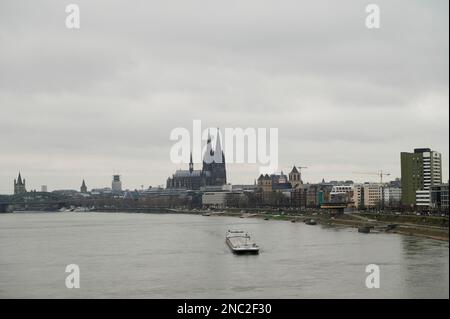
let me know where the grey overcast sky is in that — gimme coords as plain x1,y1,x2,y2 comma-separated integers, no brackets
0,0,448,193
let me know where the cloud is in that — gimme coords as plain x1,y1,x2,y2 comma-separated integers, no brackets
0,0,448,192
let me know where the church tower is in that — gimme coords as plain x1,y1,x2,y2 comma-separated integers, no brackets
202,129,214,173
289,166,302,188
14,172,27,194
80,179,88,193
211,128,226,185
201,128,227,186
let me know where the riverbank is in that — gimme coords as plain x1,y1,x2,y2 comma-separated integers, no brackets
168,208,449,241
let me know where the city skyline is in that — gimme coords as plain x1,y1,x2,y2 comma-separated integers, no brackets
2,145,446,194
1,0,448,193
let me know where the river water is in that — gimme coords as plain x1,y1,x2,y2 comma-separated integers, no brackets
0,212,448,298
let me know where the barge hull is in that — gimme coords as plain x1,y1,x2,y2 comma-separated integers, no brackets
226,238,259,254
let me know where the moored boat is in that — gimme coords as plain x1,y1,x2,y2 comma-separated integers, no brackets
358,226,371,233
305,219,317,225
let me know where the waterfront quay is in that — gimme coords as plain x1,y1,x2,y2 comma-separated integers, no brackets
166,208,449,241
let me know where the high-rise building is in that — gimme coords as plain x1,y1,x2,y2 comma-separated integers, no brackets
14,172,27,194
112,175,122,193
41,185,48,192
401,148,442,207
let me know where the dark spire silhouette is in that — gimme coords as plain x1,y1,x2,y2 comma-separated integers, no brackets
14,172,27,194
203,129,214,164
189,152,194,173
213,127,224,164
80,179,88,193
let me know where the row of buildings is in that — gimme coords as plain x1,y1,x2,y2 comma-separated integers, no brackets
10,147,449,212
13,173,123,197
163,146,447,211
254,170,403,210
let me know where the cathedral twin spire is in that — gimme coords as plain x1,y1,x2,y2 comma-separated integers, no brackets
202,128,224,164
168,128,227,188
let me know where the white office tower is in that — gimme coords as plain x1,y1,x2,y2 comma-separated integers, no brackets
417,150,442,207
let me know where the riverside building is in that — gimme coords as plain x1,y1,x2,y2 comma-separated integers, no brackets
401,148,442,208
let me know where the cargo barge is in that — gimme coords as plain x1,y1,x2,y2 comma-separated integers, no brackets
226,230,259,254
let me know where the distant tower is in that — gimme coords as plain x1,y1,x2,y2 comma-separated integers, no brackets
14,172,27,194
80,180,88,193
202,129,214,172
210,127,227,185
112,175,122,193
289,166,302,188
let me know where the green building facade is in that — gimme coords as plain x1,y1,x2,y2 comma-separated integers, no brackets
401,148,442,207
401,152,423,206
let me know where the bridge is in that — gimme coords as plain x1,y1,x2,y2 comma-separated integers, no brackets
0,192,171,213
0,192,72,213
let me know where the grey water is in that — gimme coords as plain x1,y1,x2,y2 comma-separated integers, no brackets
0,212,448,298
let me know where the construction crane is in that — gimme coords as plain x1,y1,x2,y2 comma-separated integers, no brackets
352,170,391,184
353,170,391,211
